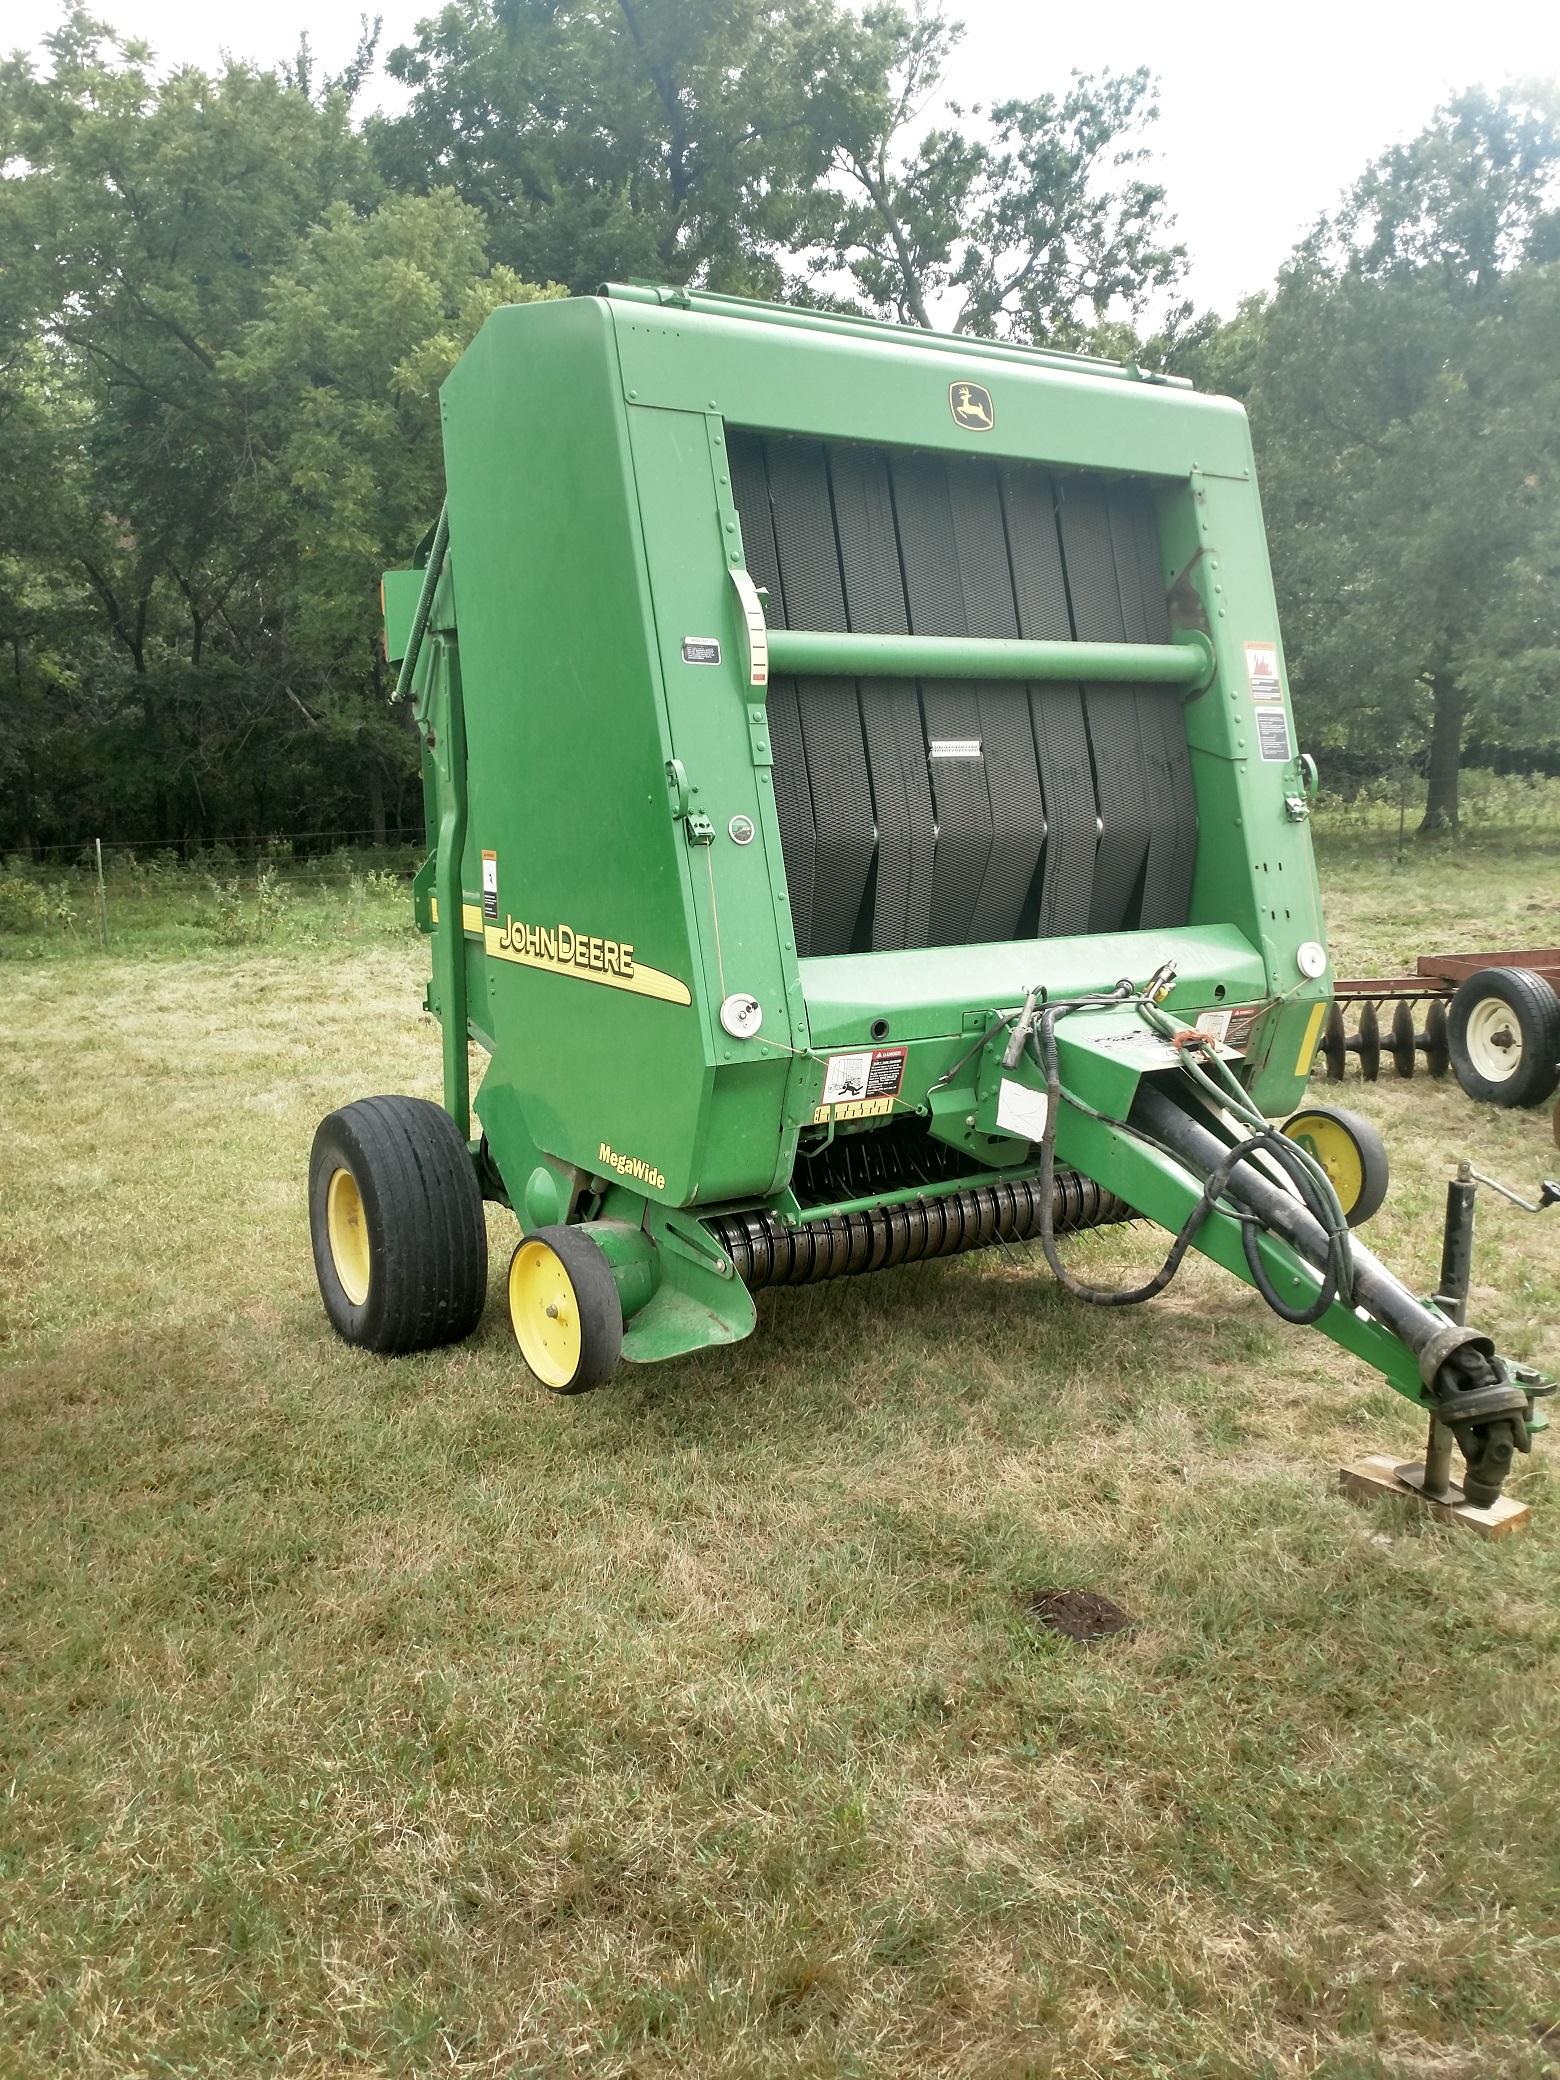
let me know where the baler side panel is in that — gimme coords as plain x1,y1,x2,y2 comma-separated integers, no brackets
437,299,717,1207
620,402,812,1204
1158,464,1332,1114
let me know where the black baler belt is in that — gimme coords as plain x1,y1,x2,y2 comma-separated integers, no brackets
1105,483,1189,929
1123,487,1198,924
763,439,875,956
728,433,815,955
828,446,935,951
1056,477,1153,933
888,452,1050,947
946,461,1047,941
1000,464,1098,936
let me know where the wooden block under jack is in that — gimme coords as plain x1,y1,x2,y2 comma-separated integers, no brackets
1339,1454,1530,1539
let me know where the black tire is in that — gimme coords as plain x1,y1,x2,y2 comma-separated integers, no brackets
1446,968,1560,1109
309,1096,488,1353
507,1225,623,1393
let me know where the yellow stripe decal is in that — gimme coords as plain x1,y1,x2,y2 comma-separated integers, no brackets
1295,1001,1328,1078
428,899,486,934
483,922,692,1007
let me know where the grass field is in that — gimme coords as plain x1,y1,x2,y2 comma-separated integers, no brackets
3,785,1559,2078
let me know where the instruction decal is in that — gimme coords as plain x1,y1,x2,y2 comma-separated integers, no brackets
481,849,499,922
1255,709,1292,762
681,636,721,665
1244,641,1283,703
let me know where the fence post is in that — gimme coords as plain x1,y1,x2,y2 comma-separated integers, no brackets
94,837,109,951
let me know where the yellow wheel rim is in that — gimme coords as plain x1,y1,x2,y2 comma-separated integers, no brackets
1282,1112,1365,1220
326,1166,371,1307
509,1239,581,1390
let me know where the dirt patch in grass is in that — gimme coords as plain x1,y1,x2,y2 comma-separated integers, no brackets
1024,1587,1136,1644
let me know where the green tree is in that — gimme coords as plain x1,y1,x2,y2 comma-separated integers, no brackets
372,0,857,295
229,192,562,840
0,12,379,844
1206,87,1560,831
796,2,1184,340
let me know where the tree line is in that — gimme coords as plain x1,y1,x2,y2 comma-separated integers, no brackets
1,4,1556,854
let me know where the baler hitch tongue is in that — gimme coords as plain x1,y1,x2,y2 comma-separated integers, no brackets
1014,979,1544,1509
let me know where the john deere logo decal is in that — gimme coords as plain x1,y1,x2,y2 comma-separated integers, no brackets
949,380,995,431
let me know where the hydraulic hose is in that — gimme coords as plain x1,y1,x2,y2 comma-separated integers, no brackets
1025,986,1352,1320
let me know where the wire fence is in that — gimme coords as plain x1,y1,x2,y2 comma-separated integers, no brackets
8,824,427,862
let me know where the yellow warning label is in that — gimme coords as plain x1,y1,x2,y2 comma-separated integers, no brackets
484,916,692,1007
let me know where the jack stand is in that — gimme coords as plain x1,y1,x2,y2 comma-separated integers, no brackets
1341,1160,1541,1539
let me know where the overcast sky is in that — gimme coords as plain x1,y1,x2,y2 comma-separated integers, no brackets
10,0,1558,313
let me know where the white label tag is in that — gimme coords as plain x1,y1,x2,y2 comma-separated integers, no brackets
929,738,982,760
1194,1009,1232,1046
729,567,768,687
996,1077,1049,1143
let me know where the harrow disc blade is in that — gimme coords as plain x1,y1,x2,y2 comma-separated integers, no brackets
1322,1003,1348,1081
1390,999,1417,1077
1424,999,1450,1078
1355,1000,1381,1082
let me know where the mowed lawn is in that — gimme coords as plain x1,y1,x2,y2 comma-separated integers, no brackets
3,799,1559,2078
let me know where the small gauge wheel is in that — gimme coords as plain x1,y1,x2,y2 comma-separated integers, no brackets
508,1225,624,1392
1281,1104,1390,1229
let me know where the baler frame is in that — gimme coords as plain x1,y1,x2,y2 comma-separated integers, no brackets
302,284,1549,1515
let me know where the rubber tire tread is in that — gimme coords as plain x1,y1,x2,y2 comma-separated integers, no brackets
1446,967,1560,1108
516,1225,624,1393
310,1095,487,1354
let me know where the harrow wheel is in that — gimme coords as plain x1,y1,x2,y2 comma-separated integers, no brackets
508,1225,623,1393
1281,1105,1390,1229
1447,967,1560,1109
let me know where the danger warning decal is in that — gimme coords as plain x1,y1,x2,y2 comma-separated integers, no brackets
812,1045,907,1123
1244,641,1283,703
